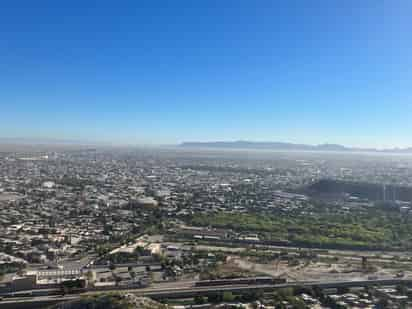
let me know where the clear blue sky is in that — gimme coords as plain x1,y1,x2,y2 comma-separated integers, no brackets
1,1,411,147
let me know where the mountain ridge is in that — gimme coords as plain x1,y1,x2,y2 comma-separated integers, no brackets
180,141,412,153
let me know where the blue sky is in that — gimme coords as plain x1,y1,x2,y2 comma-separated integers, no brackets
1,1,411,147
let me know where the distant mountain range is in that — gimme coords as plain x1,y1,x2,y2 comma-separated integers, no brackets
180,141,412,153
2,138,412,153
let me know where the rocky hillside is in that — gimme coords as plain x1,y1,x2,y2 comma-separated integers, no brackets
49,294,169,309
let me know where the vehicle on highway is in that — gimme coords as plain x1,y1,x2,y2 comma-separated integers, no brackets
195,276,286,287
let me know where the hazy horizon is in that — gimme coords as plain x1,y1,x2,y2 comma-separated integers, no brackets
2,136,412,152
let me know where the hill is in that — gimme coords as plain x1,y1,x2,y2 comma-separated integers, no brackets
49,294,169,309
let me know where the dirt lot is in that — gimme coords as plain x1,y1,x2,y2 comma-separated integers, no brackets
230,255,412,282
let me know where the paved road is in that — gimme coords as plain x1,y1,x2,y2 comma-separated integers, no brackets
2,278,412,308
0,295,79,309
89,262,161,269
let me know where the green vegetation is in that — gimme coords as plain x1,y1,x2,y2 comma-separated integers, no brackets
206,289,264,304
273,288,307,309
222,291,236,302
49,294,168,309
95,243,117,256
190,205,412,250
0,262,25,276
194,295,207,304
60,279,85,295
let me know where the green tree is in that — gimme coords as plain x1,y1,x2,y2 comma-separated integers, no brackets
194,295,207,304
208,293,223,303
222,291,235,302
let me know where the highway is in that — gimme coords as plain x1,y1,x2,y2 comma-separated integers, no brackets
109,278,412,300
2,278,412,309
0,295,80,309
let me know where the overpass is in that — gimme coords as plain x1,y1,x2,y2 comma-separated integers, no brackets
132,278,412,300
2,278,412,308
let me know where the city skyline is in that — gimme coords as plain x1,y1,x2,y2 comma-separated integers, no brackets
1,1,412,148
